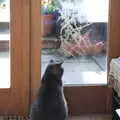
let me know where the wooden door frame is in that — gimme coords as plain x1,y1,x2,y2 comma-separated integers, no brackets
30,0,114,116
29,0,41,102
0,0,30,115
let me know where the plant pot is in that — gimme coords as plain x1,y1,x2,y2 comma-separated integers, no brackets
41,14,53,37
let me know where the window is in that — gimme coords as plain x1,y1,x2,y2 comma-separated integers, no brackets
41,0,109,85
0,0,10,88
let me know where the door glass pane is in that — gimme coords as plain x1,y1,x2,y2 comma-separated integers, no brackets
0,0,10,88
41,0,109,86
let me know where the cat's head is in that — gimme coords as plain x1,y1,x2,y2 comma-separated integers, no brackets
43,59,64,80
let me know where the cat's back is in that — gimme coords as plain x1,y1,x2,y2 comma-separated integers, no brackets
30,86,67,120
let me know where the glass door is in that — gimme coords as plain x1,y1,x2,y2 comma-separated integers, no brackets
28,0,112,116
39,0,111,115
41,0,109,86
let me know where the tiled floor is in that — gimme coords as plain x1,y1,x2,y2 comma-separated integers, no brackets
42,50,107,86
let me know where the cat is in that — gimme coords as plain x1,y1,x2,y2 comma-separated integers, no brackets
30,59,68,120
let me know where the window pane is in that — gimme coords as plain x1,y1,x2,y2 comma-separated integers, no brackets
41,0,109,85
0,0,10,88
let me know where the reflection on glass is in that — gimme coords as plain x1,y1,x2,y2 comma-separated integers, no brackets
0,0,10,88
41,0,109,85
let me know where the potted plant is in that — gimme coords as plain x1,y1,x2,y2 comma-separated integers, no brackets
41,0,61,37
56,3,105,57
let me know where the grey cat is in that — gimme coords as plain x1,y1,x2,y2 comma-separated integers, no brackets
30,59,68,120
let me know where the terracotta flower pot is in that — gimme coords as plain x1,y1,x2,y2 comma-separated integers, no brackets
41,14,53,36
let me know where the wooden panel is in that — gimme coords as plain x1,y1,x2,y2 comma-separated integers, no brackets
108,0,120,59
0,0,30,115
20,0,30,114
106,0,120,114
105,87,112,114
64,86,109,116
30,0,41,101
9,0,30,115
